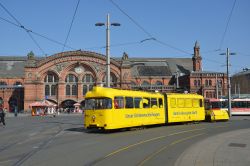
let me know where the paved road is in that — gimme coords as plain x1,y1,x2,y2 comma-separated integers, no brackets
0,115,250,166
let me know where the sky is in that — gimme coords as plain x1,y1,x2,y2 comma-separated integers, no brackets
0,0,249,74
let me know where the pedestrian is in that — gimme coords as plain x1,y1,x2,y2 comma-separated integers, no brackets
0,104,6,126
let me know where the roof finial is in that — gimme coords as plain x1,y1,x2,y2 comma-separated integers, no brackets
195,41,200,48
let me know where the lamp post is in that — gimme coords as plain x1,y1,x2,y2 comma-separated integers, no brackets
95,14,120,87
220,48,236,117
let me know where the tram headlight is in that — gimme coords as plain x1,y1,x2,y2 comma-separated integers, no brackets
92,115,96,120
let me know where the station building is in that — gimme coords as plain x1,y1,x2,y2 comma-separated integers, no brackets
0,41,228,112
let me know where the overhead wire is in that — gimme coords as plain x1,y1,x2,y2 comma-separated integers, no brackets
0,16,76,50
62,0,81,51
0,2,46,55
218,0,237,50
108,0,192,55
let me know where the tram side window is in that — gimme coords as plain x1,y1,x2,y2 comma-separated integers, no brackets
134,97,142,108
222,101,228,108
125,97,134,108
204,100,210,110
170,98,176,108
185,99,192,108
143,98,150,108
159,98,163,108
177,99,185,108
231,101,236,108
114,96,124,109
199,99,203,107
193,99,200,108
247,101,250,108
151,98,157,108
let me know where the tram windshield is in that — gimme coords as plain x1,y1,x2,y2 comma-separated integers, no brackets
209,101,228,109
85,98,112,110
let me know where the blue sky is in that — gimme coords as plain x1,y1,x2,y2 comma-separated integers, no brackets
0,0,249,74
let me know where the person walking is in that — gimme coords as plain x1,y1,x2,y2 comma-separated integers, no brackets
0,104,6,126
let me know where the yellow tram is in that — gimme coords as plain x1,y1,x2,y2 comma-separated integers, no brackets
84,86,206,130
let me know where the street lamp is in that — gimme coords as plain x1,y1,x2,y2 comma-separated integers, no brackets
95,14,120,87
220,48,236,117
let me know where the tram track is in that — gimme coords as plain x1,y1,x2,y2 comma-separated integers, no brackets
86,124,229,166
12,124,65,166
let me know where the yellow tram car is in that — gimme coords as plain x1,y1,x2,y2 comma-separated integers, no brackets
84,86,205,130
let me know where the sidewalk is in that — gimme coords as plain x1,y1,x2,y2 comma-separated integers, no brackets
5,112,83,118
175,128,250,166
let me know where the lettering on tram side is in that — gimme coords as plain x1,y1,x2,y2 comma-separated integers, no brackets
125,113,160,118
173,110,197,116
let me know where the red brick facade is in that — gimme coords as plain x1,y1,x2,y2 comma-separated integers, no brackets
0,42,229,112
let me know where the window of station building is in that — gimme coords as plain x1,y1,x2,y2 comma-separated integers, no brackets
83,85,88,96
134,97,142,108
194,80,197,86
45,85,50,96
197,80,201,86
209,80,212,86
82,74,95,95
114,96,124,109
125,97,134,108
65,74,78,96
155,81,163,85
0,81,7,87
72,85,77,96
142,81,150,86
205,80,209,87
44,73,58,96
102,73,118,87
217,80,222,88
66,85,70,96
111,73,118,87
151,98,158,108
51,85,57,95
14,82,22,86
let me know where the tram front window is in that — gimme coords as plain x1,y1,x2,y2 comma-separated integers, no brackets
85,98,112,110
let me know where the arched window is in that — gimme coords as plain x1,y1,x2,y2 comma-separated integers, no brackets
142,81,150,85
102,73,118,87
0,81,7,86
65,74,78,96
218,80,222,88
82,74,95,96
14,82,22,86
83,85,88,95
111,73,118,87
44,72,58,96
209,80,212,86
51,85,57,96
194,80,197,86
205,80,209,87
197,80,201,86
45,85,50,96
155,81,163,85
66,85,71,96
72,85,77,95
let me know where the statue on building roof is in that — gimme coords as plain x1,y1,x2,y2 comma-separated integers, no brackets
27,51,35,60
122,52,129,60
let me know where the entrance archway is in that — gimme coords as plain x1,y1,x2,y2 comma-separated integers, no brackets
8,97,17,113
61,100,77,113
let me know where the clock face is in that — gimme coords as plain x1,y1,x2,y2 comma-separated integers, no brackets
75,67,83,74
